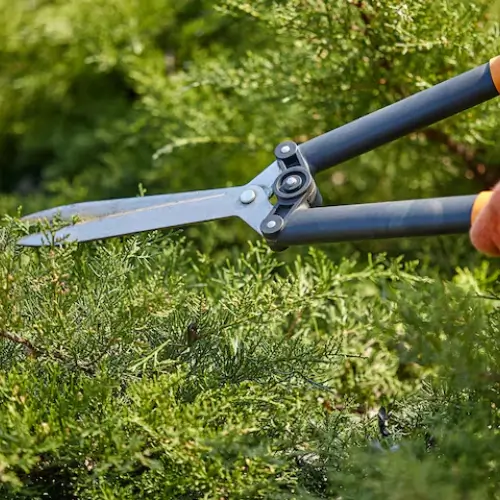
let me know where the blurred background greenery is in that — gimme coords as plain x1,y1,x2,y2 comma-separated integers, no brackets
2,0,500,269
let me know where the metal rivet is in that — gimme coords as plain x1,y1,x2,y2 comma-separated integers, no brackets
266,220,277,229
239,189,256,204
280,145,291,154
285,176,300,187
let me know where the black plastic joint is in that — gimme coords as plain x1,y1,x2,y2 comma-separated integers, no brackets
274,141,309,170
260,141,323,250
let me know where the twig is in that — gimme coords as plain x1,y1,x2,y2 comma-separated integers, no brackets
285,310,303,337
422,128,499,188
0,330,39,356
0,329,94,375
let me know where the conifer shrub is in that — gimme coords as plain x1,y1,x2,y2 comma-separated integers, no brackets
0,217,499,498
2,0,500,497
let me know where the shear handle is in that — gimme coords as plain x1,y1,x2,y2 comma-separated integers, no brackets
272,191,493,246
300,58,500,175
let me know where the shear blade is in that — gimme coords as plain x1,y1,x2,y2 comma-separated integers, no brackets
18,185,273,246
20,191,208,223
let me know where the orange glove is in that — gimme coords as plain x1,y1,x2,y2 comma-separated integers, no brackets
470,183,500,256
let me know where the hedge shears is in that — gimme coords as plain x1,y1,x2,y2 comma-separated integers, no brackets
17,57,500,252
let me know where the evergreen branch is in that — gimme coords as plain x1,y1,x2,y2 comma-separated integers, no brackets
351,0,373,31
0,329,94,375
352,0,499,187
152,136,241,161
0,330,38,357
350,0,392,71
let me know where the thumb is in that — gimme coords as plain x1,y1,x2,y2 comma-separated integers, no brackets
470,182,500,256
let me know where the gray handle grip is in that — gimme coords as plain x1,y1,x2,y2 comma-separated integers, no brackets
275,195,481,246
300,58,500,174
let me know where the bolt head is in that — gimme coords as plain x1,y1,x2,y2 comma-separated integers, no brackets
280,145,291,154
285,176,299,187
239,189,256,204
261,215,284,236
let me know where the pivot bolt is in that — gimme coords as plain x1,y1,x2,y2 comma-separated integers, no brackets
266,220,277,229
285,175,301,188
280,145,291,154
239,189,256,204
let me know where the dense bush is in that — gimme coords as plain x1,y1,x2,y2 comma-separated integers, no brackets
3,0,500,257
0,219,500,498
2,0,500,497
2,0,500,203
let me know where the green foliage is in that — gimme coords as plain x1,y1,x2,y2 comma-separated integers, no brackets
0,0,253,201
0,218,499,497
3,1,500,497
3,0,500,255
0,0,498,200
